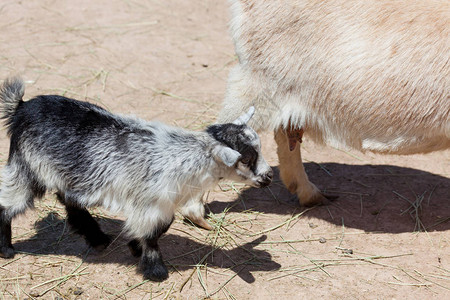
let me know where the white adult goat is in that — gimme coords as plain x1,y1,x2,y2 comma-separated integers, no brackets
218,0,449,205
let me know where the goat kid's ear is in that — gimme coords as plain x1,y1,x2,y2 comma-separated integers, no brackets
232,106,255,125
213,145,241,167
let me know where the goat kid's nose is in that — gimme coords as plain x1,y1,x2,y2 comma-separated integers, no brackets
258,170,273,187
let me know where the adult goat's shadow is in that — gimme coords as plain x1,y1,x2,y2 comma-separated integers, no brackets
11,213,279,283
207,163,449,233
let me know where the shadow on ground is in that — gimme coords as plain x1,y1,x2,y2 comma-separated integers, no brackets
7,162,447,283
207,163,450,233
11,213,280,283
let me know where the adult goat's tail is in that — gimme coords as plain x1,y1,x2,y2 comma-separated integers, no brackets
0,77,24,132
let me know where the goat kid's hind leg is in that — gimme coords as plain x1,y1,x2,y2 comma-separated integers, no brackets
0,164,44,258
57,192,111,251
0,206,14,258
127,238,142,257
138,217,173,281
274,128,327,206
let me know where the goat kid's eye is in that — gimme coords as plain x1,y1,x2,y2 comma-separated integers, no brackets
241,157,250,165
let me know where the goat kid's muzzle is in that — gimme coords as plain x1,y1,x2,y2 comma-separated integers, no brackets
255,170,273,188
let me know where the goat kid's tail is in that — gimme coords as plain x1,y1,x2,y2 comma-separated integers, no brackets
0,77,25,129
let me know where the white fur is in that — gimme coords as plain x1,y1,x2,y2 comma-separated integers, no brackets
218,0,450,205
220,0,450,154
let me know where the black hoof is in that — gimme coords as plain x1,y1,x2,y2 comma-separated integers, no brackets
87,233,112,251
0,245,15,259
141,263,169,281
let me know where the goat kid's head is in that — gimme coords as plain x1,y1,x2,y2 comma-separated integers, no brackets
207,107,273,188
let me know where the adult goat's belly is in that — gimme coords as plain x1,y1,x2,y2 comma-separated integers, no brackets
230,0,450,155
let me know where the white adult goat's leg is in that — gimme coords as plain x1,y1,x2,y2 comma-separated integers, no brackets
274,128,325,206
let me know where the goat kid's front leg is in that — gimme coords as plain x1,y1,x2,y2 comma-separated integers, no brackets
179,194,212,230
274,127,327,206
138,218,173,281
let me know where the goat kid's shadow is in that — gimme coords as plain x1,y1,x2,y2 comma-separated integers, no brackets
208,163,450,234
12,213,279,283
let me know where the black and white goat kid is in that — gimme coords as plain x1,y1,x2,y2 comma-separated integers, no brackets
0,77,273,281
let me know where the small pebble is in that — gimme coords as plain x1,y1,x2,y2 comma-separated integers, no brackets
29,291,40,298
309,223,318,229
73,287,83,296
319,237,326,243
342,248,353,255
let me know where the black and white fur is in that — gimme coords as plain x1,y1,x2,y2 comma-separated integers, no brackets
0,77,272,281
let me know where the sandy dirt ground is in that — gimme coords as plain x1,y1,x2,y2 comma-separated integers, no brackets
0,1,448,299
